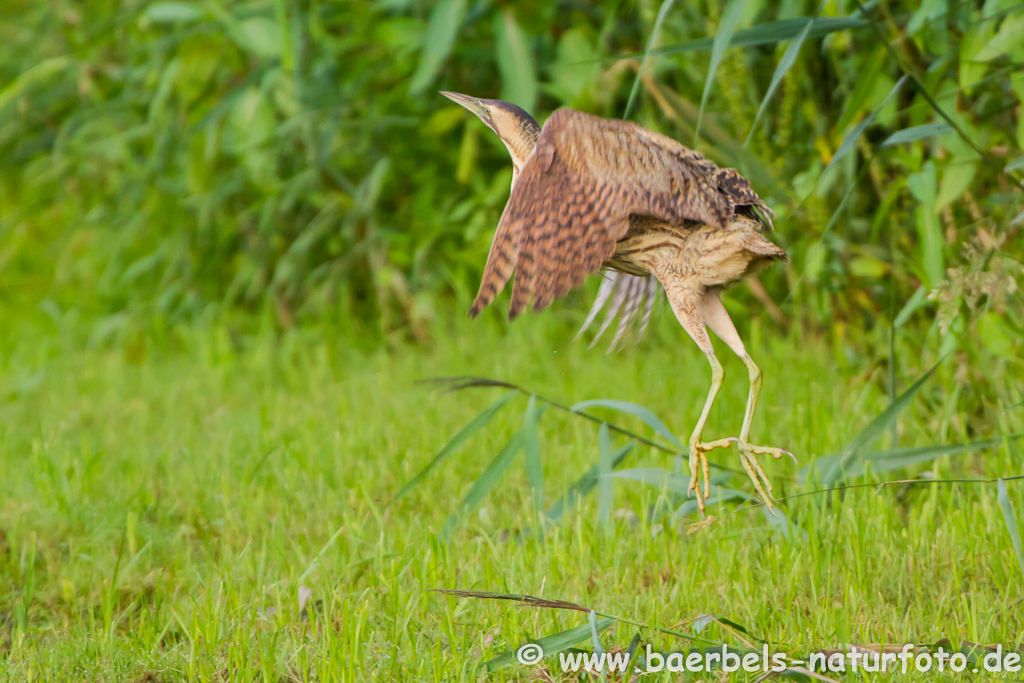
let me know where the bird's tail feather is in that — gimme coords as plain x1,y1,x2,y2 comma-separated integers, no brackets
578,272,661,351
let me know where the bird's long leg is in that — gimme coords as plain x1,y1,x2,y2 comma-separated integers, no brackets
662,283,734,516
697,290,792,512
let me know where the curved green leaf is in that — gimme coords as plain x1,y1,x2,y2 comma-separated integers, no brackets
494,10,537,113
409,0,468,95
483,618,615,670
545,442,634,523
442,430,523,542
616,16,868,60
816,360,938,485
572,399,684,450
997,479,1024,577
744,18,814,148
881,122,955,146
391,391,516,505
141,1,203,24
696,0,747,143
623,0,676,120
824,75,908,179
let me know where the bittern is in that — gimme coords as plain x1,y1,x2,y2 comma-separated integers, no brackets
441,91,658,350
442,92,790,514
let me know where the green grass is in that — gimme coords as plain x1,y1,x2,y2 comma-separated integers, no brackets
1,309,1021,681
3,0,1024,679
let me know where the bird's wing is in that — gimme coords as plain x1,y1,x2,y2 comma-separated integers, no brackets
468,108,770,319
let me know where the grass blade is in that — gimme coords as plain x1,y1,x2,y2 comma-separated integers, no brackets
674,487,751,516
588,610,605,655
623,0,676,120
804,438,1011,483
391,390,516,505
616,16,868,59
743,17,813,148
818,361,939,486
881,122,954,146
762,506,807,541
848,0,1023,193
0,57,72,115
893,286,927,329
695,0,747,144
442,430,523,541
483,618,615,670
823,75,907,179
613,467,699,495
572,399,684,450
598,423,613,528
624,632,643,679
997,479,1024,578
545,442,634,523
140,1,203,24
612,468,744,515
521,397,545,517
433,589,590,612
409,0,468,95
494,10,537,113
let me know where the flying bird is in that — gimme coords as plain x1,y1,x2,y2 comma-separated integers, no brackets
441,92,790,514
441,91,659,350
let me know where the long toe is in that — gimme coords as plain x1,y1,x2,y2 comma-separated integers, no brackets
744,443,796,464
737,442,778,511
688,438,736,516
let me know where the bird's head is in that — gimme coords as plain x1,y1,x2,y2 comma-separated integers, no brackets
440,91,540,173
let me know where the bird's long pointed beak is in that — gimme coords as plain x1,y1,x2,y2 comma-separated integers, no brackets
440,91,483,116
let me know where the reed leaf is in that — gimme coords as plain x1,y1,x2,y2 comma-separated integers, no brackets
483,618,615,670
391,391,516,505
442,429,523,542
997,478,1024,577
744,17,814,148
572,399,684,450
817,361,938,485
624,0,676,120
695,0,747,143
619,16,868,59
409,0,468,95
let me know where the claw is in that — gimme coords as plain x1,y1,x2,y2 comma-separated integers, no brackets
687,438,735,517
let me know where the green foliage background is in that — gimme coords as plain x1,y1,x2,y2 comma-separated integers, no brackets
1,0,1022,355
2,3,1024,676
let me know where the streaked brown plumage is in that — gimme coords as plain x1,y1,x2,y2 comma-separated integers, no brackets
441,91,657,348
442,93,792,515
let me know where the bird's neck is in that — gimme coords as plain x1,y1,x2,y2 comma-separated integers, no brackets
502,139,529,171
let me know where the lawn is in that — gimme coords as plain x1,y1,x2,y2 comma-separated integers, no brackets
1,308,1021,681
3,0,1024,679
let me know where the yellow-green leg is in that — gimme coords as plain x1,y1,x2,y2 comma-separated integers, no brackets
697,290,792,512
735,354,792,512
659,280,734,517
688,351,736,512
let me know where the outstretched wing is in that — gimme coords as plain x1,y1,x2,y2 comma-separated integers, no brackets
468,108,771,319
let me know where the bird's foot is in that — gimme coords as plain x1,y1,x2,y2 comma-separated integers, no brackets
687,437,735,518
736,441,793,515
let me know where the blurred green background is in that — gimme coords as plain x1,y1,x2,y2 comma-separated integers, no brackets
1,0,1022,397
2,1,1024,678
